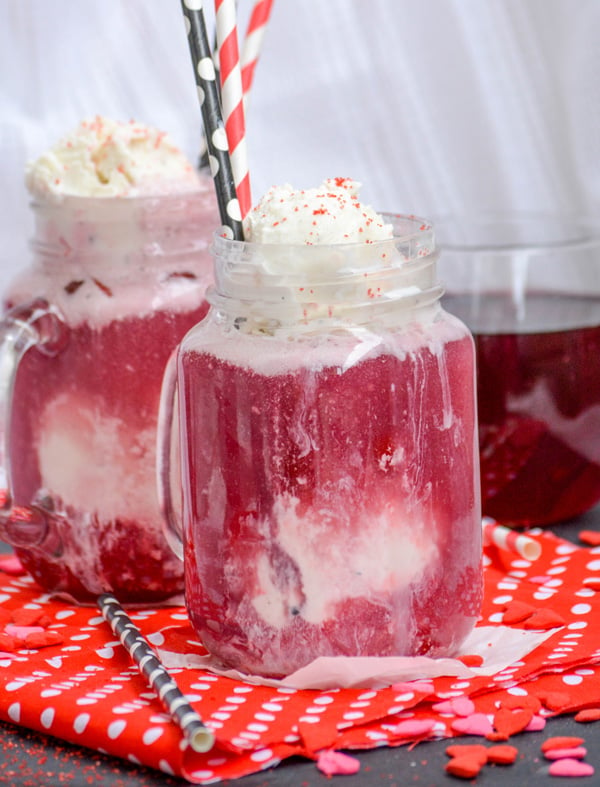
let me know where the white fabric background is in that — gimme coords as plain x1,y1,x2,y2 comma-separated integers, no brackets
1,0,598,295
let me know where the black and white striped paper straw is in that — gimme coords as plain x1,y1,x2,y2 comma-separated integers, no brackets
98,594,214,753
181,0,244,240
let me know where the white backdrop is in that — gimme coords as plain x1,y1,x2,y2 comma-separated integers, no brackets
1,0,599,294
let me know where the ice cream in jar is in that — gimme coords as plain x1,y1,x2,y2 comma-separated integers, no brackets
168,178,482,676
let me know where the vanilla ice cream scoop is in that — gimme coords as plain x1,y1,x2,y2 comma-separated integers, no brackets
26,116,201,200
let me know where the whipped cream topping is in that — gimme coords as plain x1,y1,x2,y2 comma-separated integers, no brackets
243,178,394,245
26,116,201,199
212,180,438,330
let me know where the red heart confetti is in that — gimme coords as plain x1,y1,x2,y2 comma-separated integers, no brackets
0,553,25,575
451,713,494,737
502,600,537,624
486,744,519,764
24,630,65,648
490,707,534,740
523,609,566,630
388,719,435,738
536,691,572,711
445,744,489,765
1,600,65,655
10,609,52,628
544,746,587,760
0,632,17,652
524,715,547,732
500,694,542,714
316,749,360,776
541,736,585,752
574,708,600,723
5,624,45,640
578,530,600,547
457,654,484,667
445,755,484,779
548,758,595,777
433,697,475,717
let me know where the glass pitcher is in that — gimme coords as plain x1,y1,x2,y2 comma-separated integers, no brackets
0,183,218,602
437,213,600,527
159,215,483,677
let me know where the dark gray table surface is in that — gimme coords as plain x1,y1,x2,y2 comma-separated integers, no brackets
1,507,599,786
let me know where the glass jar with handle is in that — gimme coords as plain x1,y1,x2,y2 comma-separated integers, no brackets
0,184,218,602
158,214,483,677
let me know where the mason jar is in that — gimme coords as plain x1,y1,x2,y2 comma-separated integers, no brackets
159,214,483,677
0,182,218,602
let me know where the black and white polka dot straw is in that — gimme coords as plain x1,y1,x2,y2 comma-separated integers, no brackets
98,594,215,754
180,0,244,240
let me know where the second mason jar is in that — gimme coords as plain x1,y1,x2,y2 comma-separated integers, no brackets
0,185,217,602
161,215,483,677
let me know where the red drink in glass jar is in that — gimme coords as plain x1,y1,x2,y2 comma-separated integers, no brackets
160,183,482,677
0,119,219,601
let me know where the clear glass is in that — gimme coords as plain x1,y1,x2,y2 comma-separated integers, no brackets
437,212,600,527
164,215,482,678
0,181,219,602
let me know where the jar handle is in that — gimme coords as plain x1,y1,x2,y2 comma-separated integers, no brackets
0,298,68,551
156,347,184,561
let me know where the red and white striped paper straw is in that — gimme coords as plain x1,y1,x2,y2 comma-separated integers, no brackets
241,0,274,94
482,519,542,562
215,0,252,220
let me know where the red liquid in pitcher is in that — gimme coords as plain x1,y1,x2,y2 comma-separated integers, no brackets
445,293,600,526
10,304,208,602
179,323,481,677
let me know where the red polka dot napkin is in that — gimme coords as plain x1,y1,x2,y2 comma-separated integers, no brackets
1,528,600,784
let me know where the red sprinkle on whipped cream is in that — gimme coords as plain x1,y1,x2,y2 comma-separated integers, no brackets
243,178,393,245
